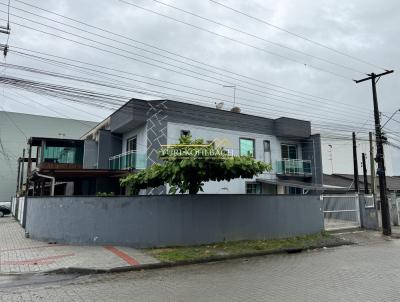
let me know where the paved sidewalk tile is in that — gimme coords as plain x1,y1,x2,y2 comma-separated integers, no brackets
0,217,159,274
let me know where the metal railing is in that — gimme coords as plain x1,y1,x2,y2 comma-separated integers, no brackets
276,159,312,176
109,151,147,170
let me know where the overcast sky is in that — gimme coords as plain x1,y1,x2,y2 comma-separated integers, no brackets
0,0,399,172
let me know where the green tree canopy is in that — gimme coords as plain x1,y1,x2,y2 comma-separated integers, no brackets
120,135,272,194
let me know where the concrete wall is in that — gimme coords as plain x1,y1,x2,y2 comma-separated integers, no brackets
25,195,324,248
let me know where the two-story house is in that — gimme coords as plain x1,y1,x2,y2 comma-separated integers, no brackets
19,98,323,196
83,98,323,195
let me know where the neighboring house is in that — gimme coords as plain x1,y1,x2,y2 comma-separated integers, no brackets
321,136,398,176
0,111,97,203
322,173,400,195
19,98,324,196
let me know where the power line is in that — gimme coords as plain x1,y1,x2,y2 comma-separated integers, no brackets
119,0,353,80
7,0,366,107
0,63,378,131
9,49,376,123
148,0,367,75
0,4,377,116
0,6,358,110
209,0,387,71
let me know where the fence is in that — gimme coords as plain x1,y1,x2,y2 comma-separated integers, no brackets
322,194,360,230
25,195,324,248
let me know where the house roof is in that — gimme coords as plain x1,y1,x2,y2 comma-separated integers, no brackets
28,137,83,147
323,174,400,192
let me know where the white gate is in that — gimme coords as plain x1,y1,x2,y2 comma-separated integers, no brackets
322,194,361,230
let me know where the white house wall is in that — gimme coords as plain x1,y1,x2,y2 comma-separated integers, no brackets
167,122,286,194
321,137,396,176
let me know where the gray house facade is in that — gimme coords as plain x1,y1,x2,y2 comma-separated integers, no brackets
82,99,323,195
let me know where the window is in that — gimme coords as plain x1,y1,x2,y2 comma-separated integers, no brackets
263,140,271,163
126,136,137,152
240,138,255,157
288,187,303,195
180,130,191,137
281,144,297,159
264,140,271,152
246,182,261,194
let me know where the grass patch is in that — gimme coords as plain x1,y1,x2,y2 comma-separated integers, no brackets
148,232,334,263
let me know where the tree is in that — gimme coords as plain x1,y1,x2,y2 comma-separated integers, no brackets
120,135,272,194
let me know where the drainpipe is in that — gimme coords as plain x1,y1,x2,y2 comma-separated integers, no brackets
34,172,55,196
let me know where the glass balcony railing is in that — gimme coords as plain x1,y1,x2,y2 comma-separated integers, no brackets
276,159,312,176
109,151,147,170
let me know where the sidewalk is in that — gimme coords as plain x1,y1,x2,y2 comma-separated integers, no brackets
0,217,159,274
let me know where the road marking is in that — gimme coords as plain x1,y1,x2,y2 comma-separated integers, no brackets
104,246,139,266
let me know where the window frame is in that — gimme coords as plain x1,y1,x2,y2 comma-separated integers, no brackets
246,182,262,194
263,140,271,163
281,143,298,160
126,136,137,152
239,137,256,158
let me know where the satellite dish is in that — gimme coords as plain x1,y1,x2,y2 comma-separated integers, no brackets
215,102,224,109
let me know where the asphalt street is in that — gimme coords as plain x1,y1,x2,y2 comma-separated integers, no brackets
1,237,400,301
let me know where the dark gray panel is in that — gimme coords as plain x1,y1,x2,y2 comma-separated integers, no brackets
26,195,324,248
83,140,98,169
166,101,276,135
274,117,311,138
146,101,168,194
97,130,122,169
110,99,148,133
301,134,323,186
109,99,315,137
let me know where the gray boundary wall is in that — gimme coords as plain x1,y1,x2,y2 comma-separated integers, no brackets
26,195,324,248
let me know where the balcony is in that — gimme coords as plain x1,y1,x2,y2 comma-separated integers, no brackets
276,159,312,177
39,144,84,170
109,151,147,170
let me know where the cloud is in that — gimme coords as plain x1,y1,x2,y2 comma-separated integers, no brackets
0,0,399,172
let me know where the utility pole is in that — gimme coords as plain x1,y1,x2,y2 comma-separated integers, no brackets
369,132,376,197
352,132,359,193
362,153,369,194
355,70,394,236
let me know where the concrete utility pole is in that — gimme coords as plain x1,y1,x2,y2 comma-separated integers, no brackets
362,153,369,194
355,70,394,236
369,132,376,197
352,132,359,193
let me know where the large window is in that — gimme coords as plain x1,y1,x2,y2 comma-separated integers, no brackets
246,182,261,194
126,136,137,152
43,146,83,164
240,138,255,157
281,144,297,159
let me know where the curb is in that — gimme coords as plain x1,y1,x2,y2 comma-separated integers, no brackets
43,240,354,276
